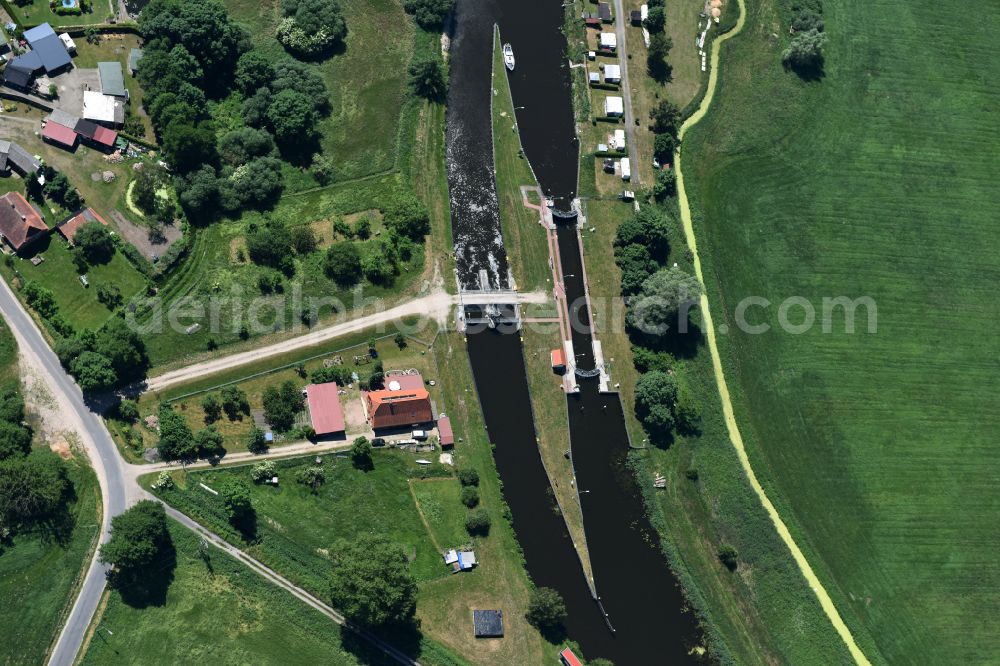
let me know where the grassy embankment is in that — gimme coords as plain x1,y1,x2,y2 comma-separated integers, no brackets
490,29,593,584
0,318,102,666
141,330,557,664
79,520,401,665
572,0,859,662
680,0,1000,662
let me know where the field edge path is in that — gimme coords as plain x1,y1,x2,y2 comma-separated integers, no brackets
672,2,873,664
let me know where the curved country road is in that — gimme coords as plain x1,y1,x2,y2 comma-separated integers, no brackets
673,2,872,664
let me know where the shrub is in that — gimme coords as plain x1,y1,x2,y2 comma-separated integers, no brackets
251,460,276,483
458,468,479,486
526,587,567,629
247,426,268,454
350,436,372,469
718,544,738,570
460,486,480,508
152,470,174,490
295,465,326,491
465,508,491,536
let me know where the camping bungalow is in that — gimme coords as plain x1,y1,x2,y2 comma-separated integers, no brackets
621,157,631,181
604,63,621,83
604,96,624,117
599,31,617,52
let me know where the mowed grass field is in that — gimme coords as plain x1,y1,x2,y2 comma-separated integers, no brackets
80,521,397,666
683,0,1000,662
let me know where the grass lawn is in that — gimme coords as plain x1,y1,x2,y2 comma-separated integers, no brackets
0,455,101,666
9,0,115,28
79,520,399,666
2,234,147,332
679,0,1000,662
124,331,443,459
409,478,468,551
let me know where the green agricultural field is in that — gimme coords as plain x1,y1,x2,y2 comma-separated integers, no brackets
3,235,147,333
682,0,1000,662
79,520,397,666
0,457,101,666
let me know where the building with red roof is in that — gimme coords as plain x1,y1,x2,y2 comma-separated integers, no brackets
0,192,48,252
41,120,78,150
437,415,454,447
559,648,583,666
57,207,109,245
551,348,566,373
74,118,118,151
305,383,346,437
364,386,434,431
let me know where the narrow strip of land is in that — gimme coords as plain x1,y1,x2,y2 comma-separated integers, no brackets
673,2,871,664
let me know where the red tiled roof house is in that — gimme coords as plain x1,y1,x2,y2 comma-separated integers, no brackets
0,192,48,252
364,385,434,431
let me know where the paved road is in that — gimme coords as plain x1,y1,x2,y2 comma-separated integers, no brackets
611,0,641,185
0,279,132,666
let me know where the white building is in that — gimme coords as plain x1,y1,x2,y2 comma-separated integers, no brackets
82,90,123,126
58,32,76,53
610,129,626,150
604,96,624,117
604,64,621,83
621,158,631,181
599,32,617,51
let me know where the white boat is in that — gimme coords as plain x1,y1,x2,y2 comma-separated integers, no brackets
503,43,515,71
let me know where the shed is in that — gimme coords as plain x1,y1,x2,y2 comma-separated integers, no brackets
11,51,43,74
551,348,566,371
437,415,454,447
604,63,621,83
599,32,617,51
472,610,504,638
305,382,346,436
98,61,128,99
2,64,35,90
455,550,477,571
83,91,123,126
597,1,612,21
57,207,108,245
49,109,79,129
74,118,117,150
584,17,600,28
588,71,599,84
0,140,8,173
630,9,642,25
560,648,584,666
128,48,143,75
25,24,72,74
0,192,48,252
604,96,624,116
6,142,40,175
42,121,78,150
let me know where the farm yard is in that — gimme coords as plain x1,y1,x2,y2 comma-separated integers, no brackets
681,0,1000,662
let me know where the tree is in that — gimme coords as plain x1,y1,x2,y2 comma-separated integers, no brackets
653,132,676,162
383,194,430,242
246,218,293,272
350,436,372,469
139,0,248,78
132,167,161,213
792,8,824,34
643,5,665,32
296,465,326,491
460,485,479,508
99,500,170,581
235,49,275,95
634,370,678,440
218,127,276,166
219,478,253,523
177,165,220,215
25,171,43,203
117,398,139,423
408,57,447,102
324,242,362,286
311,153,334,184
647,32,673,83
649,99,681,137
201,394,222,423
221,385,250,420
718,544,739,570
291,225,317,254
329,534,417,627
96,283,123,310
457,468,479,487
161,120,218,172
394,333,407,349
93,317,149,383
267,89,318,147
465,508,491,536
403,0,453,30
246,425,268,454
614,243,657,296
251,460,276,483
220,156,285,210
277,0,347,56
782,29,826,75
193,426,224,458
0,449,69,530
157,404,195,460
74,222,115,265
652,169,677,200
526,587,567,629
262,380,303,432
614,206,672,261
70,351,117,392
627,267,702,336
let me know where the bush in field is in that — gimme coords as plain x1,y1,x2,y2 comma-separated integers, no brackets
220,385,250,420
626,267,701,336
329,534,417,627
262,380,303,432
526,587,567,629
325,242,362,286
457,468,479,487
718,544,739,570
99,500,170,585
246,426,268,454
219,478,254,524
460,486,479,508
403,0,454,30
647,32,673,84
783,29,826,75
75,222,115,265
408,57,447,102
251,460,276,483
634,370,678,441
465,508,491,536
277,0,347,57
350,436,372,470
296,465,326,491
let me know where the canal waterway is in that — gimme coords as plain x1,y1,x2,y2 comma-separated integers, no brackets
446,0,703,662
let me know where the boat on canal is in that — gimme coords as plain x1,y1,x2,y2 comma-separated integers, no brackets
503,43,515,71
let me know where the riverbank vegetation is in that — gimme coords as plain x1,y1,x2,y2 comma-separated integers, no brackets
0,319,102,666
679,0,1000,661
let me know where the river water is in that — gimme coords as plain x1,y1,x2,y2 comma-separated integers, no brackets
446,0,703,662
